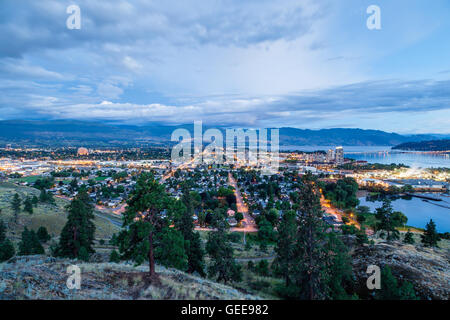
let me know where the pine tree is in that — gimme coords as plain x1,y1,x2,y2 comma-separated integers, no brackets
23,197,33,214
325,232,353,299
403,229,415,244
293,176,329,300
257,260,269,276
31,195,39,207
375,266,399,300
399,281,418,300
11,193,21,222
36,226,51,243
0,219,15,262
116,173,169,281
274,210,297,287
421,219,440,247
18,227,44,255
0,219,6,243
155,227,188,271
375,199,400,241
0,239,15,262
206,214,241,284
375,266,417,300
174,187,205,276
39,189,55,204
109,250,121,263
55,189,96,260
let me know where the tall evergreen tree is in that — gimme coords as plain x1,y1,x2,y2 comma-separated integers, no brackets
293,176,329,300
31,195,39,207
421,219,440,247
375,199,400,241
11,193,21,222
0,219,15,262
18,227,44,255
23,197,33,214
0,219,6,243
174,187,206,276
54,189,96,259
206,212,241,284
275,174,354,300
116,173,169,281
325,232,353,299
39,189,55,204
155,227,188,271
274,210,297,287
36,226,51,243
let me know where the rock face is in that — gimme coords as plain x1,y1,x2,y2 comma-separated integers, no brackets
352,242,450,300
0,255,259,300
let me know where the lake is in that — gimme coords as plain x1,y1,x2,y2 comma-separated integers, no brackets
280,145,450,168
358,194,450,233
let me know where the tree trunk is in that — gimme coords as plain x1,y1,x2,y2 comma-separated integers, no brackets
148,230,159,283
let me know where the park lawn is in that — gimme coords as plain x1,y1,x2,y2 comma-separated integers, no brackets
95,176,109,182
15,176,43,184
0,183,118,242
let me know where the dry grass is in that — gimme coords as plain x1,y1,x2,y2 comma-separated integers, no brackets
0,183,118,242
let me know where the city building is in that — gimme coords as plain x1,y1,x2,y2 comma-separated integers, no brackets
335,147,344,165
77,147,89,156
326,149,335,162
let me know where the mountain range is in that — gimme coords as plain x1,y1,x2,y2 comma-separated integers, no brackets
0,120,446,148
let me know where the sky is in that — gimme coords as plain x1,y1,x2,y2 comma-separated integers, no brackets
0,0,449,133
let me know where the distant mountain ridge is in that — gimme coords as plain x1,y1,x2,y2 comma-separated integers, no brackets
0,120,443,148
393,139,450,151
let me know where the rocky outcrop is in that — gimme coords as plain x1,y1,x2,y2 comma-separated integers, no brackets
0,255,259,300
352,242,450,300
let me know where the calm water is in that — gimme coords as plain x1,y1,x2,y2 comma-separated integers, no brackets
280,145,450,168
359,194,450,233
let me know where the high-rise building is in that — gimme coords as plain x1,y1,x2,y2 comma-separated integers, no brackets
326,149,335,162
335,146,344,165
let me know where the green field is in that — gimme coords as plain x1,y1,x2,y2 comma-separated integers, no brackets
0,182,118,242
15,176,43,184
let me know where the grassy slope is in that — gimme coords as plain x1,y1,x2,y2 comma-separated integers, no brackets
0,182,118,241
0,255,260,300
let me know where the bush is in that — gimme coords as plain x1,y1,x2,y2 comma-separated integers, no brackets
257,260,269,276
37,226,51,243
109,250,121,263
0,240,15,262
228,232,241,243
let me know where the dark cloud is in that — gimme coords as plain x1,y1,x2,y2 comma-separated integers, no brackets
0,0,318,58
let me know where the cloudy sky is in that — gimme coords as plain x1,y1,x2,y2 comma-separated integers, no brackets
1,0,449,133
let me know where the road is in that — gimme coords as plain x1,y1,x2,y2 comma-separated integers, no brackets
228,173,258,233
320,195,374,236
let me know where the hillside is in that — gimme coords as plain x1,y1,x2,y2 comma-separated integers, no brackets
352,241,450,300
0,182,118,241
0,120,441,147
0,255,260,300
393,139,450,151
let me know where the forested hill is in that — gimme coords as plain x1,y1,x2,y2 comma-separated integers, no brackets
393,139,450,151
